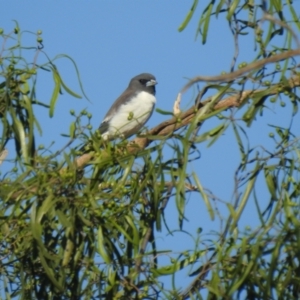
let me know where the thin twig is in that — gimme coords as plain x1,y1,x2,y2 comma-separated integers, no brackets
181,49,300,92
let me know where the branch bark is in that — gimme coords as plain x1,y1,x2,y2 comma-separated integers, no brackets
5,75,300,200
75,75,300,169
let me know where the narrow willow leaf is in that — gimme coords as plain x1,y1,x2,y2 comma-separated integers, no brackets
227,203,237,221
105,267,116,292
49,67,61,117
119,156,134,187
56,210,72,227
125,215,139,256
216,0,226,17
151,250,207,277
228,242,257,295
22,95,35,158
232,123,247,164
20,78,30,94
242,104,258,126
292,100,298,116
178,0,199,32
60,77,82,99
227,0,240,20
264,167,277,200
62,238,74,267
192,172,214,220
192,122,225,144
97,227,111,264
196,84,231,122
36,193,56,223
52,53,89,101
9,107,28,161
109,219,134,244
271,0,282,13
39,253,64,292
155,108,174,116
283,191,300,226
207,123,228,147
287,0,300,30
230,162,261,232
69,121,76,138
280,34,292,81
201,1,214,44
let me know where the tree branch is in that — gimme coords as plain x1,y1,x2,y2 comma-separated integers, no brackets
181,49,300,92
75,75,300,169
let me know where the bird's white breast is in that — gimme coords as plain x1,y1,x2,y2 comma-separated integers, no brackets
103,91,156,139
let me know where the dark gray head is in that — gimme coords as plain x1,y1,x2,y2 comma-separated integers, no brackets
128,73,157,95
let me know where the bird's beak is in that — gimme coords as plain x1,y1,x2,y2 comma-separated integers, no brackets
146,79,157,87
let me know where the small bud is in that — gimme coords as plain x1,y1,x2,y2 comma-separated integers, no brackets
127,111,134,121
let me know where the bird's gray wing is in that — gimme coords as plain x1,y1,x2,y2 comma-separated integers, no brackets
98,121,109,134
98,87,137,132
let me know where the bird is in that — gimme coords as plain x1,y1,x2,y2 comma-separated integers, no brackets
98,73,157,141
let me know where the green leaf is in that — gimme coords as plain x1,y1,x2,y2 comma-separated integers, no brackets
125,215,139,256
151,250,208,277
22,95,35,159
38,253,64,292
97,227,112,264
197,1,214,44
230,162,262,232
155,108,174,116
69,121,76,138
9,106,28,161
192,172,214,220
227,0,240,20
60,76,82,99
178,0,199,32
49,67,61,117
51,53,90,101
207,123,228,147
264,167,277,200
287,0,300,30
232,123,249,167
271,0,282,13
215,0,226,17
194,123,225,144
36,193,56,223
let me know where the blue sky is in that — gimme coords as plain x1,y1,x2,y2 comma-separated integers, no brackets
2,0,300,294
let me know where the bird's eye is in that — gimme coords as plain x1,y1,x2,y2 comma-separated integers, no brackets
139,79,147,85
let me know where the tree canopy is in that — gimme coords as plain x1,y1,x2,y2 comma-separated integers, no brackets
1,1,300,299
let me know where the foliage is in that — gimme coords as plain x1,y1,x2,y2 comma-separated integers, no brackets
1,1,300,299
